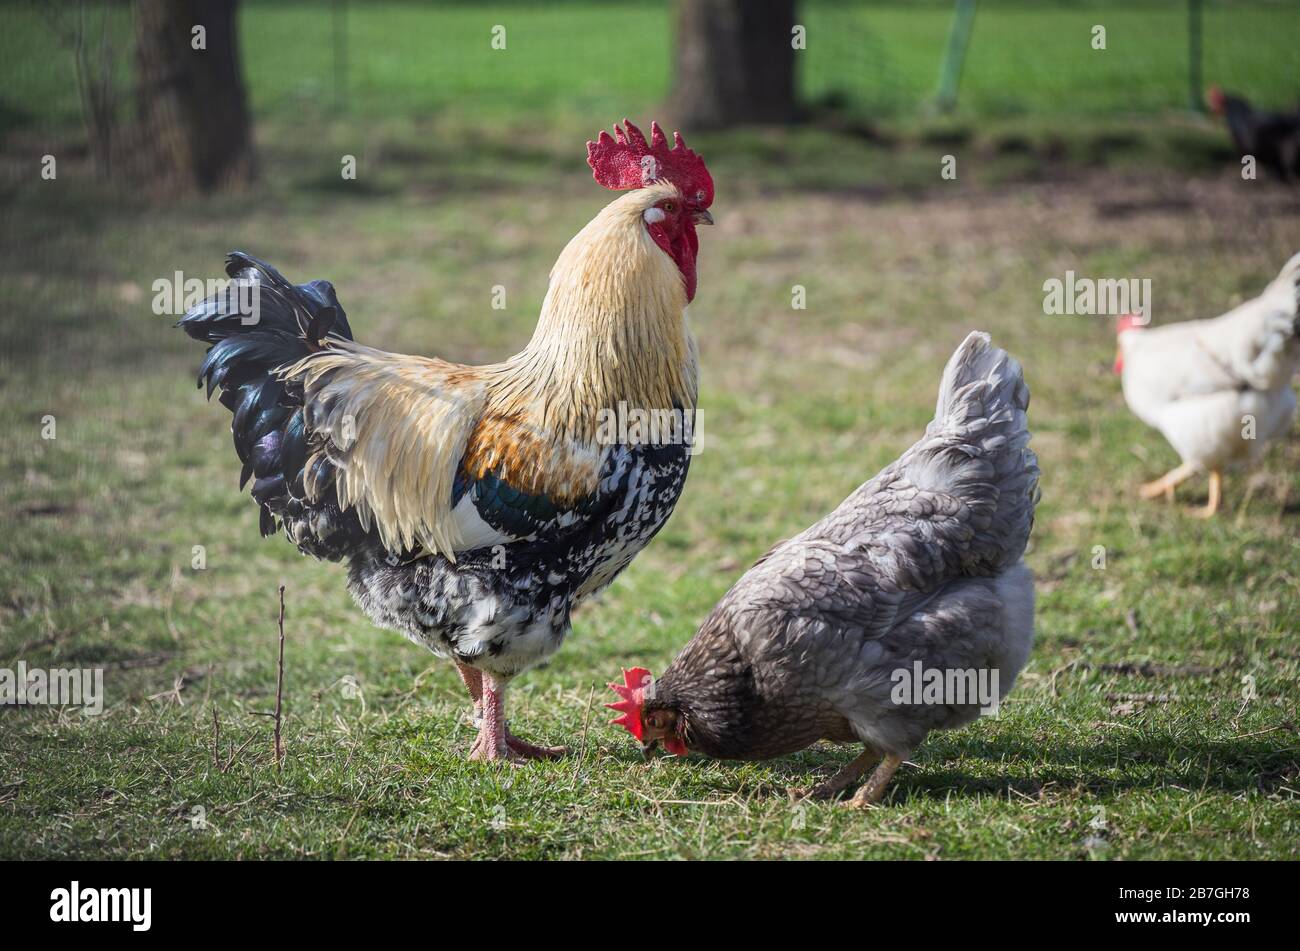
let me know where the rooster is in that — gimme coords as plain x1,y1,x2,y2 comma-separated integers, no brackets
609,333,1039,807
1207,85,1300,182
1116,253,1300,517
176,120,715,762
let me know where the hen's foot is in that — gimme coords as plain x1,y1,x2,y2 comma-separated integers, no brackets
1138,479,1171,501
794,782,846,802
792,748,880,802
842,753,906,810
1191,469,1222,518
1138,463,1195,501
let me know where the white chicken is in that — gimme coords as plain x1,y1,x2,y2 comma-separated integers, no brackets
1116,253,1300,517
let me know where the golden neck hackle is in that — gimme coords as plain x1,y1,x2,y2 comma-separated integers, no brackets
488,184,699,447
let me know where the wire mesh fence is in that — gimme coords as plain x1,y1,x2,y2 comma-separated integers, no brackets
797,0,1298,118
4,0,1298,137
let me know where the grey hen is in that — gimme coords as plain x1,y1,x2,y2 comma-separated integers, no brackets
609,332,1039,807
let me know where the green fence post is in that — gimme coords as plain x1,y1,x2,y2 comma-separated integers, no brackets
333,0,348,114
936,0,978,113
1188,0,1203,111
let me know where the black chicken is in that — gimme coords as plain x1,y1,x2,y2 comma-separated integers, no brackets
1208,85,1300,182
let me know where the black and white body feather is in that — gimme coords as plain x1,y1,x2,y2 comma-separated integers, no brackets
178,252,691,680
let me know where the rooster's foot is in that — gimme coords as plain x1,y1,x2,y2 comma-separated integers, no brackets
468,732,526,765
505,731,567,760
466,670,533,764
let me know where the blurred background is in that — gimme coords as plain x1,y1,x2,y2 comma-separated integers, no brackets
4,0,1299,194
1,1,1298,859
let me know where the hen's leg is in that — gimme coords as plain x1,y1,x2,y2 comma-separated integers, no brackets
458,662,565,760
795,748,880,802
1139,463,1195,501
844,752,906,809
1192,469,1222,518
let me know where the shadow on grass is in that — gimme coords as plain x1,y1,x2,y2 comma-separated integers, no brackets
630,727,1298,804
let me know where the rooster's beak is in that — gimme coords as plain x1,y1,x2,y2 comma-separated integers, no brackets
693,209,714,226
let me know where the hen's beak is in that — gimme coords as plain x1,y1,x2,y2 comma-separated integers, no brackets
641,739,659,759
693,209,714,226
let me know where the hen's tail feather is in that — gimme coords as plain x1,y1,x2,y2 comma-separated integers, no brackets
932,332,1027,422
926,331,1040,574
1235,252,1300,390
175,252,370,560
1270,251,1300,334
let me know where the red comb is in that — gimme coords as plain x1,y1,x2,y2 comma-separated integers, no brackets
1116,312,1148,334
587,120,714,209
606,666,653,741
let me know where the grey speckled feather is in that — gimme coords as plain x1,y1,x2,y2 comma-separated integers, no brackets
652,332,1040,761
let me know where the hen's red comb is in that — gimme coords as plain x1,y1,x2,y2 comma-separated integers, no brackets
587,120,714,209
606,666,653,741
1116,312,1149,334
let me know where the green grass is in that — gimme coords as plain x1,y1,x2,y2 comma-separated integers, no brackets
4,0,1299,136
1,1,1298,861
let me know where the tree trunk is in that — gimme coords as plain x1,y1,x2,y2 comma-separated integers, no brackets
667,0,797,130
133,0,254,192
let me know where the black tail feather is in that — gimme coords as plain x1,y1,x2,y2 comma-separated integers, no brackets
179,250,355,346
174,252,372,561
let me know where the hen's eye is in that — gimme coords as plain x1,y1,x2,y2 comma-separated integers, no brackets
662,201,676,213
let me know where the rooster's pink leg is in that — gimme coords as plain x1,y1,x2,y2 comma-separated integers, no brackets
461,667,566,761
468,672,523,764
455,661,484,727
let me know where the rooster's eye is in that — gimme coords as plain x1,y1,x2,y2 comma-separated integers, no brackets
662,201,676,213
